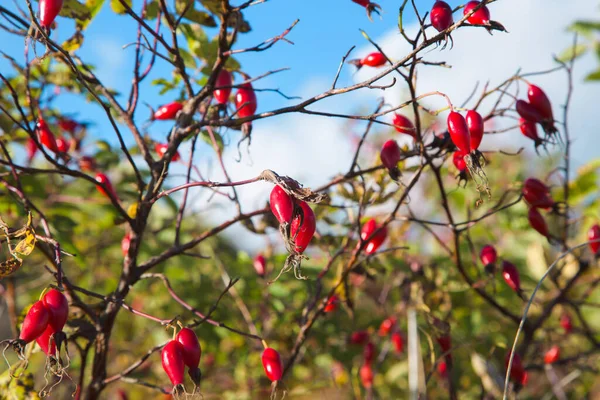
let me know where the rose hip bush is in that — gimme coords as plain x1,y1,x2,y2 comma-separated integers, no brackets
0,0,598,399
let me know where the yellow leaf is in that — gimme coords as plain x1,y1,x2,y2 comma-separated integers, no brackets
127,202,138,219
0,258,22,278
14,228,36,256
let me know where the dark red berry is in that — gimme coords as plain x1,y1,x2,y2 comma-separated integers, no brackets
55,137,70,153
253,254,266,277
155,143,181,162
324,295,340,313
154,102,183,120
480,245,497,267
391,332,404,354
19,301,50,344
505,351,527,385
359,363,374,388
378,317,396,336
352,0,381,20
544,345,560,364
452,151,467,172
527,84,553,121
516,100,544,124
519,118,541,143
560,313,572,334
161,340,185,386
36,118,59,153
95,173,118,200
363,341,375,363
290,201,316,253
392,113,415,137
522,178,553,209
36,325,56,356
176,328,201,370
447,111,471,153
42,289,68,333
463,1,490,25
58,118,79,133
235,82,257,119
349,330,370,345
528,207,549,237
430,1,454,32
26,138,38,162
380,140,401,170
587,224,600,255
39,0,63,28
360,218,387,255
261,347,283,382
501,261,521,293
437,335,451,356
466,110,484,151
214,70,232,104
269,185,294,225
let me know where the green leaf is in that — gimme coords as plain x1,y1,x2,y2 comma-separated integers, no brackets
586,67,600,81
62,30,84,52
556,43,588,63
145,0,159,19
59,0,92,21
569,21,600,38
178,48,198,69
111,0,132,14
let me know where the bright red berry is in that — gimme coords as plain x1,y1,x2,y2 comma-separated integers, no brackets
161,340,185,386
378,317,397,336
544,345,560,364
527,84,553,121
42,289,69,333
447,111,471,154
363,341,375,363
26,138,38,162
36,325,56,356
39,0,63,28
349,331,370,345
95,173,118,200
519,118,541,143
154,102,183,120
36,118,59,153
55,137,70,153
480,245,497,267
463,1,490,25
235,82,257,119
261,347,283,382
522,178,553,209
587,224,600,255
360,218,387,255
437,360,448,378
560,313,572,334
214,70,232,104
380,140,401,170
430,1,454,32
324,295,340,313
392,113,415,137
466,110,484,151
155,143,181,162
176,328,201,370
452,151,467,172
269,185,294,225
391,332,404,354
516,100,544,124
502,261,521,293
349,52,387,70
528,207,549,237
359,363,374,388
290,201,316,253
253,254,266,277
19,301,50,344
121,233,131,256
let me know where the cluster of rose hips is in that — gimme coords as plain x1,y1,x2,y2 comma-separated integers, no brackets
516,84,558,147
431,1,494,33
379,114,416,180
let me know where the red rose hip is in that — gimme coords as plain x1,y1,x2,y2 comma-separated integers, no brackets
154,102,183,120
360,218,387,255
161,340,185,386
269,185,294,225
19,301,50,344
261,347,283,382
463,1,490,25
214,69,232,104
447,111,471,154
430,1,454,32
290,201,316,253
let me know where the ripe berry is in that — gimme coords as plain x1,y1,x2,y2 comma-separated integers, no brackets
58,118,79,133
452,151,467,172
480,245,497,267
528,207,549,237
26,138,38,162
261,347,283,382
516,100,544,124
154,102,183,120
430,1,453,32
349,52,387,70
42,289,68,333
363,342,375,363
380,140,401,170
214,69,232,104
155,143,181,162
527,84,553,121
466,110,484,151
447,111,471,154
392,113,415,137
269,185,294,225
501,261,522,294
391,332,404,354
522,178,553,209
349,331,370,345
39,0,63,28
253,254,266,277
161,340,185,386
378,317,396,336
437,335,451,361
121,232,131,256
235,82,257,119
463,1,490,25
587,224,600,255
290,201,316,253
360,218,387,255
95,173,118,200
19,301,50,344
55,137,70,153
505,351,527,385
36,325,56,355
519,118,541,144
437,360,448,378
544,345,560,364
560,313,572,334
175,328,201,370
324,295,340,313
359,363,374,388
36,118,59,153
